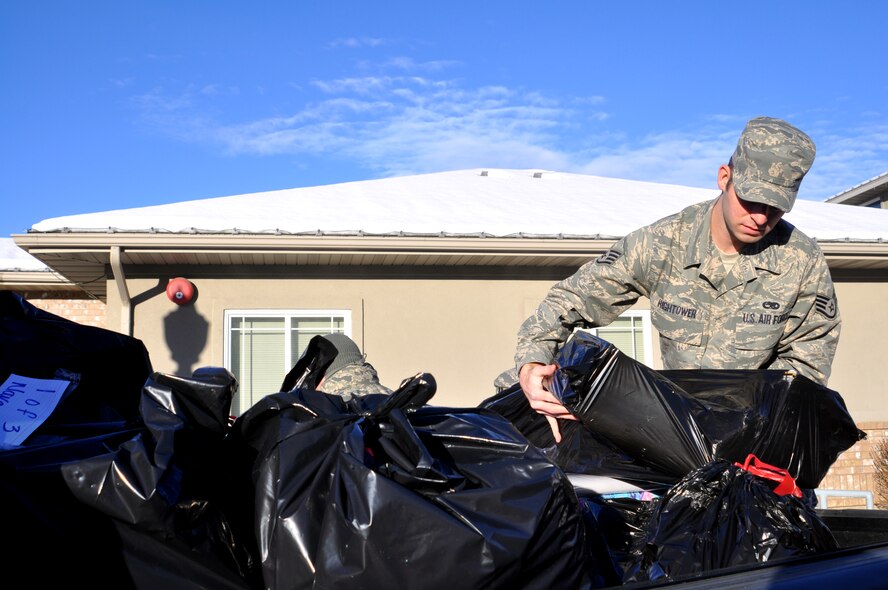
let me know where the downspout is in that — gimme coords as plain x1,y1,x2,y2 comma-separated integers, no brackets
110,246,133,336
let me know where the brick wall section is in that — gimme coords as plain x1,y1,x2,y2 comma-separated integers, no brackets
22,292,107,328
817,422,888,509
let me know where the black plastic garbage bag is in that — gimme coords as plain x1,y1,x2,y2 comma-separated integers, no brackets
232,372,590,590
574,490,657,587
278,332,338,392
481,332,711,487
484,332,863,491
0,291,156,587
61,367,261,589
481,384,679,490
549,332,712,479
624,457,838,583
2,365,259,587
0,290,152,432
663,369,866,490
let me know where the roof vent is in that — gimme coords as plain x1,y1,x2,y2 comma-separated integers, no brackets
480,170,488,176
532,172,543,178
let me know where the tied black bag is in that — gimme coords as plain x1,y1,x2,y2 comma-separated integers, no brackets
662,368,866,490
624,457,838,583
232,372,590,590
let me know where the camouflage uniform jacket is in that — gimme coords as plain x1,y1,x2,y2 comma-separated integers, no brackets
320,361,393,399
515,199,841,384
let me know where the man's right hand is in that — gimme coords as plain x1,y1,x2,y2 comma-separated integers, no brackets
518,362,577,443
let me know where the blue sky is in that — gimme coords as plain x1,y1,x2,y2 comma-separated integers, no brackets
2,1,887,238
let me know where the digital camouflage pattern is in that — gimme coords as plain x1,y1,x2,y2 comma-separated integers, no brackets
320,361,393,399
515,199,841,385
731,117,816,213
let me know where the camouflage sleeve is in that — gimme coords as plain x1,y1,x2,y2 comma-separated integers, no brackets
769,249,841,385
514,227,654,370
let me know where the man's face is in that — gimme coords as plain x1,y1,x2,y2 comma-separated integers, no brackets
718,180,785,249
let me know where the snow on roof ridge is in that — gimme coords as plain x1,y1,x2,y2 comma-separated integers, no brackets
24,168,888,241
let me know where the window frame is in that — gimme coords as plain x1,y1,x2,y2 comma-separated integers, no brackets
581,310,654,367
224,308,353,415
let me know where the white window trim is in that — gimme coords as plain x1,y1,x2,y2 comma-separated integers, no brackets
224,309,352,414
580,310,654,367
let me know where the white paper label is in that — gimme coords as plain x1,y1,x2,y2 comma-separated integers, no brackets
0,374,70,447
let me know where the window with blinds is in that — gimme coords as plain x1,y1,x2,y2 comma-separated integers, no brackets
581,311,653,366
225,310,351,415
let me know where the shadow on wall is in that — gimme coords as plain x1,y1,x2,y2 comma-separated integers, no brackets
160,280,208,377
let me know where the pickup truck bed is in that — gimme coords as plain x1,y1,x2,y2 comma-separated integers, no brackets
618,509,888,589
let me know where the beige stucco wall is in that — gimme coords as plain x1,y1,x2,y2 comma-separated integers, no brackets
108,274,583,410
828,280,888,424
105,271,884,421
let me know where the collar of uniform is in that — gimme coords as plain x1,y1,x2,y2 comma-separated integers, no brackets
682,199,717,269
738,220,787,275
682,198,784,276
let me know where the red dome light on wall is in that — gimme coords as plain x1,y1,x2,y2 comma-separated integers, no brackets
166,277,195,305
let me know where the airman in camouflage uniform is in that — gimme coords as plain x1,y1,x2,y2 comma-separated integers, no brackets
318,333,393,400
515,117,841,441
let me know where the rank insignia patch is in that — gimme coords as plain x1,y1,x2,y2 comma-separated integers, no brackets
815,294,837,319
596,249,622,265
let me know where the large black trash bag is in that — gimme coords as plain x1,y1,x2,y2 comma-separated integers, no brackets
549,332,712,479
663,369,866,490
0,290,152,433
485,332,863,491
61,367,261,589
231,372,590,590
481,332,710,487
624,457,838,583
481,384,679,490
0,291,155,587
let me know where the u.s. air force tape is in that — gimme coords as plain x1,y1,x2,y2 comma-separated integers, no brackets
815,294,837,319
596,249,622,265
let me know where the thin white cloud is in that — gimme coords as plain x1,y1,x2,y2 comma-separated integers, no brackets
378,57,460,73
577,127,739,190
130,67,888,202
328,37,385,49
199,84,240,96
801,122,888,199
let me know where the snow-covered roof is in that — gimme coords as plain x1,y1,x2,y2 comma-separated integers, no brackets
28,168,888,242
0,238,49,271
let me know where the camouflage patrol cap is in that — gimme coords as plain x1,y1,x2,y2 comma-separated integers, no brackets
730,116,815,212
321,333,364,378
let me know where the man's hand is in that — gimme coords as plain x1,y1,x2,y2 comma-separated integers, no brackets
519,362,577,443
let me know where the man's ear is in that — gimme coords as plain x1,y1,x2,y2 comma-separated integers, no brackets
717,164,732,191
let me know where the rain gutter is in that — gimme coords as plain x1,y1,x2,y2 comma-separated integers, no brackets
109,246,132,335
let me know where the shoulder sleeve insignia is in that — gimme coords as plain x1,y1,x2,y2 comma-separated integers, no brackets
814,294,837,319
595,249,623,265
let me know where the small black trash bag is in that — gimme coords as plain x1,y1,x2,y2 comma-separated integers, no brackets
624,456,838,583
231,372,590,590
575,490,657,588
